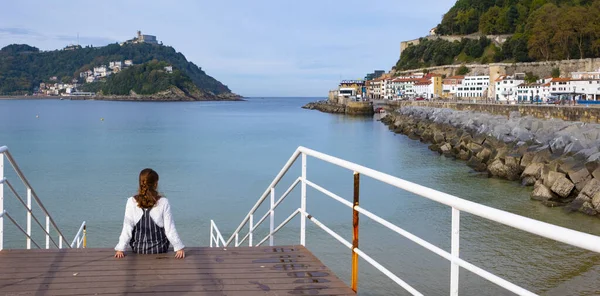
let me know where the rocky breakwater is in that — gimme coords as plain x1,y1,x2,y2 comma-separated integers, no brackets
302,100,374,116
380,106,600,217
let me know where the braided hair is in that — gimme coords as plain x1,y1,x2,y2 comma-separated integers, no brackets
134,168,161,208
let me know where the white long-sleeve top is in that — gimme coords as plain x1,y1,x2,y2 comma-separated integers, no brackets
115,197,185,252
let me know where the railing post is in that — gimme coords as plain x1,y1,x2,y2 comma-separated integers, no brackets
83,225,87,248
351,172,360,293
58,235,62,249
269,187,275,246
235,233,239,247
450,208,460,296
0,153,4,251
45,215,50,249
249,214,253,247
300,153,307,246
26,187,32,249
210,221,214,248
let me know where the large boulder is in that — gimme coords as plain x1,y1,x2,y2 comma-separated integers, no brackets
467,142,484,154
467,156,487,172
550,176,575,198
458,150,471,161
577,178,600,200
568,168,593,192
544,171,565,189
488,159,508,178
592,192,600,211
493,147,508,161
593,167,600,180
477,148,493,164
580,201,598,216
531,184,558,202
433,132,445,144
520,152,535,170
504,155,522,181
521,163,544,180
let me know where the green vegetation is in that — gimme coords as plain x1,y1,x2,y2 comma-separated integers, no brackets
524,72,539,83
80,60,200,96
396,0,600,71
552,67,561,78
457,65,470,75
0,43,231,95
396,37,491,70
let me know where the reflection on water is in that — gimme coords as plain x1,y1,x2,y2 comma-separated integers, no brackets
0,98,599,295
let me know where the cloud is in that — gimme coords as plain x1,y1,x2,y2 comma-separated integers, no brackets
0,27,42,37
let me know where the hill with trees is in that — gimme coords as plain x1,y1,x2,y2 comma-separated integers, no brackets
79,60,214,101
396,0,600,71
0,42,236,97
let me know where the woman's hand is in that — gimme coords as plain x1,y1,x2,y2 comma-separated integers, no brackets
115,251,125,258
175,249,185,259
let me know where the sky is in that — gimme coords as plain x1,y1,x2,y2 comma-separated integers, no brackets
0,0,454,97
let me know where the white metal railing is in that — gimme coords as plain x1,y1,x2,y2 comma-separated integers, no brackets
209,146,600,296
0,146,86,250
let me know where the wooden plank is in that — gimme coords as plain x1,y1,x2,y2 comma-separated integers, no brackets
0,278,351,292
0,246,304,256
0,267,333,280
0,246,355,295
0,274,340,288
0,255,315,266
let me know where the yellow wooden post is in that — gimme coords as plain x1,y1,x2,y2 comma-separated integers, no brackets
351,172,360,292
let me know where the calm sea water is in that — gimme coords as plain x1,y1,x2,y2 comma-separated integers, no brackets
1,97,599,295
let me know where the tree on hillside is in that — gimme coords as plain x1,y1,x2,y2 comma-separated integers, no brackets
552,67,560,78
527,3,559,61
457,65,470,75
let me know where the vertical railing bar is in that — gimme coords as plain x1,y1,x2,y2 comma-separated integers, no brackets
249,214,253,247
450,208,460,296
210,221,214,248
59,235,62,249
83,225,87,248
351,172,360,293
26,187,32,249
235,233,239,247
0,154,4,251
300,153,307,246
270,187,275,246
45,216,50,249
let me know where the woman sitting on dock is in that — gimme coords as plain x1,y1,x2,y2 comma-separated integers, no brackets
115,168,185,258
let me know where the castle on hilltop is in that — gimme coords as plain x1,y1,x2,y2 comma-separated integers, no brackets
120,31,159,46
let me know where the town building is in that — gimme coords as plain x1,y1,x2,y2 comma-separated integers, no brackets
442,76,464,98
338,80,365,100
164,66,173,73
456,75,490,98
124,60,133,67
494,74,525,102
412,75,443,99
93,66,109,77
121,31,159,45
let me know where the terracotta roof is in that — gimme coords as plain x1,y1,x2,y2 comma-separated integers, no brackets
551,77,571,82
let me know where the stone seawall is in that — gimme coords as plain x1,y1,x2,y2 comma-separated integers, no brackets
380,107,600,218
303,100,374,116
394,58,600,78
379,101,600,123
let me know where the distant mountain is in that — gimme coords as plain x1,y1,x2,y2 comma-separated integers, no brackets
0,42,236,97
396,0,600,71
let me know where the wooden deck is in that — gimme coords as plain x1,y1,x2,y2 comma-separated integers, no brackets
0,245,355,295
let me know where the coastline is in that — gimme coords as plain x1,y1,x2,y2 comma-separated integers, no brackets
0,93,245,102
380,107,600,218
